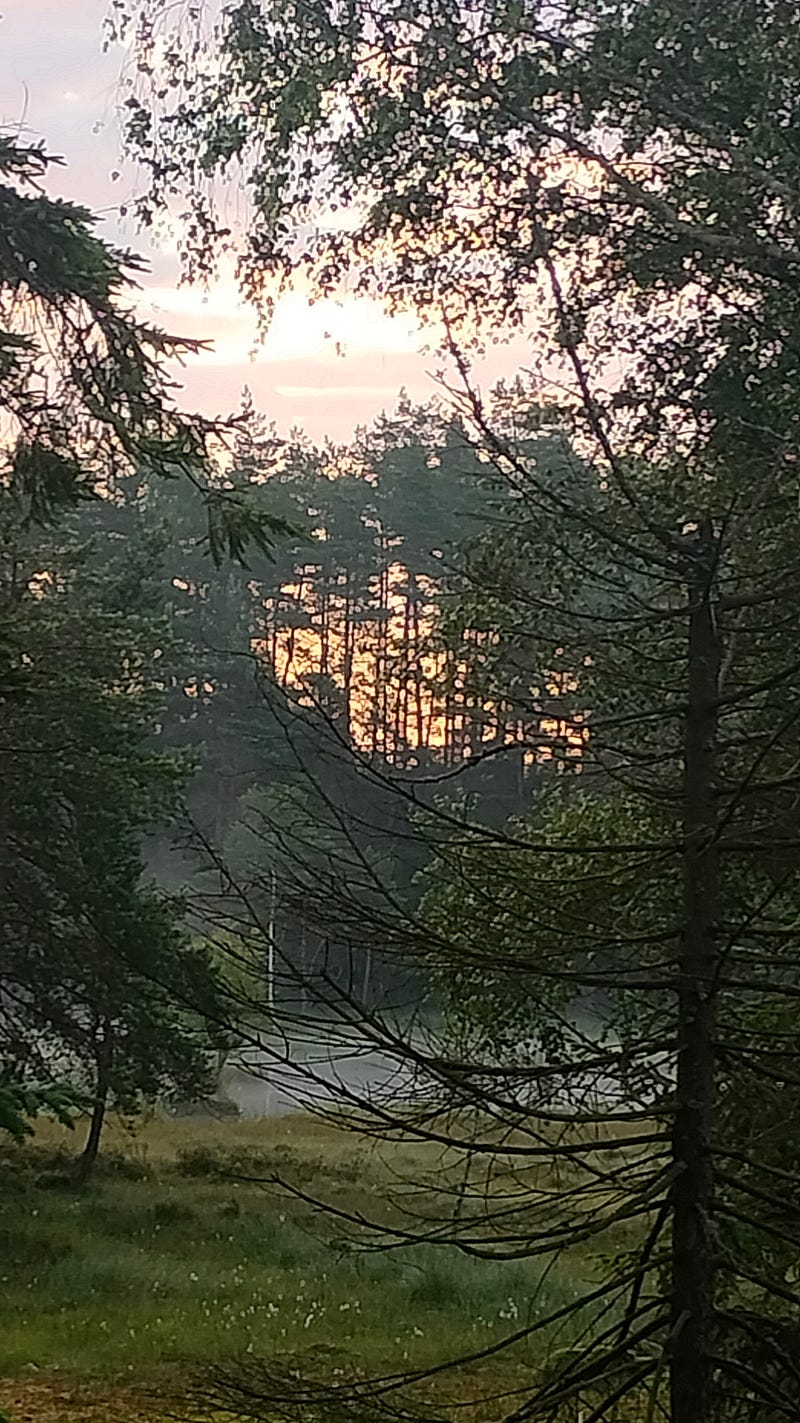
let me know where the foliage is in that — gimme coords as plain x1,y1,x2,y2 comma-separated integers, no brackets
0,479,223,1149
110,2,800,408
0,127,290,1142
0,131,289,563
28,3,800,1415
0,1078,84,1142
419,790,666,1053
164,380,800,1420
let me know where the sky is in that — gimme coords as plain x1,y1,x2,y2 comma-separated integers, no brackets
0,0,532,444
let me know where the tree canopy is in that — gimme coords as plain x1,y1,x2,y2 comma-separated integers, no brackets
0,474,223,1166
0,128,271,1147
0,130,288,558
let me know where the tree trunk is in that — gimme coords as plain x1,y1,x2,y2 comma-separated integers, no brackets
298,925,308,1008
670,522,721,1423
410,577,425,748
379,555,389,756
342,568,354,740
79,1020,113,1180
266,865,277,1009
282,591,296,688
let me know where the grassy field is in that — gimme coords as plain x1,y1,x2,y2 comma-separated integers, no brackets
0,1113,609,1423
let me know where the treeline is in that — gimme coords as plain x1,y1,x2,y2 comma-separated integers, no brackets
2,372,582,1146
121,387,584,1003
155,384,581,834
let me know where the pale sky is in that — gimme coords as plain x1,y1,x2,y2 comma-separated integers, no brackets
0,0,532,442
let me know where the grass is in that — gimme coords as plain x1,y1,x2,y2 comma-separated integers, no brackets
0,1113,610,1421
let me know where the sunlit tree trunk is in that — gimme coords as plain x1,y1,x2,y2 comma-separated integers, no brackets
410,575,425,748
342,567,354,741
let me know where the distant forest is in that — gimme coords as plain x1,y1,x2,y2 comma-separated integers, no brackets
4,378,586,1049
141,388,586,1004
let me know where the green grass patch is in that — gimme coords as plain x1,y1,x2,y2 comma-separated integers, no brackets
0,1117,602,1402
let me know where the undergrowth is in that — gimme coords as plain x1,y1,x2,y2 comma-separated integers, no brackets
0,1116,602,1410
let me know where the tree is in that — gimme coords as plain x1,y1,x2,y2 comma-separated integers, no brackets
0,479,223,1166
137,432,291,854
110,6,800,1420
187,394,533,1008
0,127,290,1137
0,1080,84,1143
110,4,800,345
0,132,287,563
194,389,800,1423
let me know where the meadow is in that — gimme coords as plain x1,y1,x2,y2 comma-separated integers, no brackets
0,1114,610,1423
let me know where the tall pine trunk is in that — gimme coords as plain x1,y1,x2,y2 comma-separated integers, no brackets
670,522,721,1423
342,568,354,740
410,577,425,748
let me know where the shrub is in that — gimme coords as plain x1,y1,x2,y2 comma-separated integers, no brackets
176,1142,305,1181
149,1197,196,1229
175,1144,225,1177
96,1149,152,1181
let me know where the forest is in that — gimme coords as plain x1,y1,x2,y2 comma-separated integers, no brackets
2,3,800,1423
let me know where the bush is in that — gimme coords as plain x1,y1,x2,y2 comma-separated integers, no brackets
0,1222,70,1270
175,1143,226,1177
176,1142,305,1181
149,1197,196,1229
96,1149,152,1181
175,1140,368,1190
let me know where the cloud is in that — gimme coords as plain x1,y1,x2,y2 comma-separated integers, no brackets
137,282,422,366
274,384,403,401
0,0,535,447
